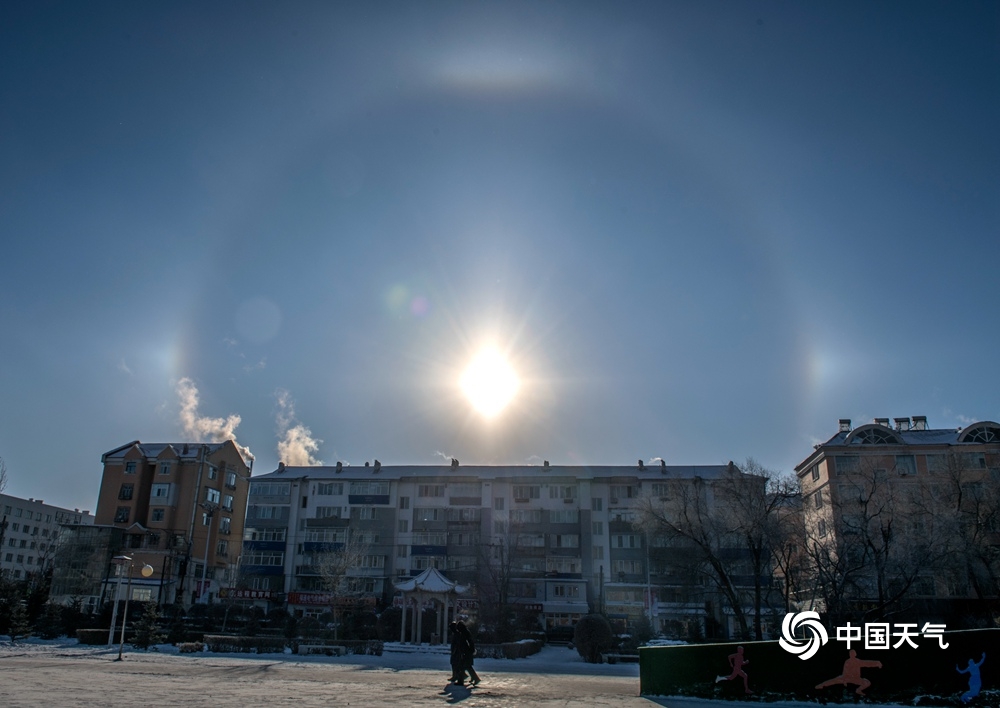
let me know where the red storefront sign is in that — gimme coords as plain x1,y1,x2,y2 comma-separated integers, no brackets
219,588,276,600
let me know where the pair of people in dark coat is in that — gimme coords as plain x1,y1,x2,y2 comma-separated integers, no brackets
448,620,480,687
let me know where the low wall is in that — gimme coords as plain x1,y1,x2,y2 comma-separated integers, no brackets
639,628,997,705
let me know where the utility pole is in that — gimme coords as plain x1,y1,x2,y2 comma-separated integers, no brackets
198,502,220,604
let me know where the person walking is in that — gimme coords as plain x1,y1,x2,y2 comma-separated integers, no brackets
448,621,467,685
456,620,481,687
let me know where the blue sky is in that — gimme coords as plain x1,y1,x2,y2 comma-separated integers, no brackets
1,2,997,510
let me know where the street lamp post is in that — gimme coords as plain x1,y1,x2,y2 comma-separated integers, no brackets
109,556,153,659
107,555,131,646
198,502,220,604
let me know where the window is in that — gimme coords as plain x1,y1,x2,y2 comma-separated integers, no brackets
592,545,604,560
398,519,409,533
591,497,603,511
205,488,221,504
250,482,291,496
810,465,820,482
348,481,389,495
413,532,447,545
411,556,445,570
494,497,504,511
549,485,577,500
160,463,171,475
125,461,136,474
818,519,827,537
16,555,24,563
219,517,231,534
895,455,917,476
448,532,478,546
592,521,603,535
114,507,130,523
356,506,377,520
2,505,9,515
4,553,10,562
244,551,284,566
226,471,238,488
245,528,286,542
448,507,481,522
151,483,170,499
119,484,134,500
208,465,218,480
517,533,546,547
609,485,637,501
553,584,580,598
216,540,229,556
613,534,640,549
511,509,542,524
546,557,581,574
222,494,234,511
359,555,385,569
550,509,579,523
418,484,445,497
551,534,579,548
513,485,540,500
612,559,642,575
317,482,343,495
315,506,343,519
13,508,22,517
399,496,410,509
397,545,408,558
11,523,19,532
414,508,444,522
834,456,860,475
151,508,165,522
813,490,824,509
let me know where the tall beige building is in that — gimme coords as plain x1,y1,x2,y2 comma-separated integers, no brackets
94,441,252,606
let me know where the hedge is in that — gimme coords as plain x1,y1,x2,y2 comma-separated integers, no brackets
295,640,383,656
203,634,289,653
476,640,543,659
640,628,999,705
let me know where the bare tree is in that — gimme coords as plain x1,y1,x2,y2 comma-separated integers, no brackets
0,456,7,495
477,516,529,641
805,455,944,624
314,530,372,638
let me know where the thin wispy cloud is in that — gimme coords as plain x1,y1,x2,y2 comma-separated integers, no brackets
176,377,254,462
276,389,323,466
117,358,133,376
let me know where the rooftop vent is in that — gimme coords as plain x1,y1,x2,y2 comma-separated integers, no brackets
638,459,645,471
912,415,928,430
277,461,286,473
874,418,890,428
543,460,549,468
839,419,852,433
183,444,189,455
364,461,370,467
373,459,381,472
451,458,459,469
894,417,911,431
335,461,343,473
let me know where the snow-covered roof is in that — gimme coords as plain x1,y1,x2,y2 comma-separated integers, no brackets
101,441,236,462
393,567,467,594
255,462,735,482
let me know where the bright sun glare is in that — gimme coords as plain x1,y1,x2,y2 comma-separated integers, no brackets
460,349,520,417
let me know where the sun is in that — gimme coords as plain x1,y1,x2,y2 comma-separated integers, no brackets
460,348,520,417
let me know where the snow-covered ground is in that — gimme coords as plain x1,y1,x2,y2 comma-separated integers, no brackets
0,637,917,707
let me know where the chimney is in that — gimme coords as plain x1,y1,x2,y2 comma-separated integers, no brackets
637,459,645,471
912,415,928,430
277,461,286,473
364,461,370,467
543,460,549,468
451,458,459,469
335,461,343,473
839,419,852,433
894,417,911,431
373,459,381,472
874,418,890,428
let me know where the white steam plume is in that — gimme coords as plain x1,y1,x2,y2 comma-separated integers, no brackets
276,389,323,466
176,377,254,462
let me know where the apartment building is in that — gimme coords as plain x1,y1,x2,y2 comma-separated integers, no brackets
93,440,252,607
241,460,759,637
0,494,92,580
795,416,1000,624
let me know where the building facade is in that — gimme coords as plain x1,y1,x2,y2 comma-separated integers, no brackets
0,494,93,580
795,416,1000,625
241,460,765,638
93,441,252,607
